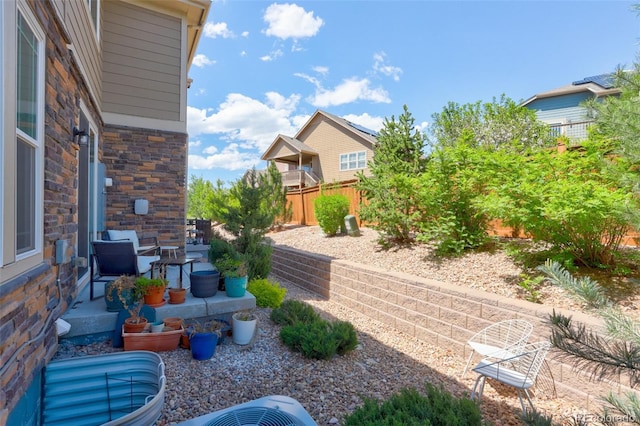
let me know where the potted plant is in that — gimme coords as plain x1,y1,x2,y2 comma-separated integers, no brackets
232,310,257,345
135,276,167,307
187,319,224,360
168,287,186,304
105,275,137,312
215,254,248,297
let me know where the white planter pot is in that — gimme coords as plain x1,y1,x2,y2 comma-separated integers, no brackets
232,313,257,345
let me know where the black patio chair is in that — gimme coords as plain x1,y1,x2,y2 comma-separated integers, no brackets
90,241,158,300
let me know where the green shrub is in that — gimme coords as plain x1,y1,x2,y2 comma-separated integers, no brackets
331,320,358,355
244,242,272,280
208,238,237,264
280,319,337,360
343,384,484,426
274,302,359,360
247,278,287,308
270,300,320,326
314,194,350,236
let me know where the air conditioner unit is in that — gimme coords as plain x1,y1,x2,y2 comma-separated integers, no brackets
175,395,317,426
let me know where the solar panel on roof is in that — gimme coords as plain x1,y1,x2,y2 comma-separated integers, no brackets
572,73,615,89
345,120,378,137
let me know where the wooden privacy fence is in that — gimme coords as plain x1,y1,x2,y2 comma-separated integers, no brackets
286,180,362,226
284,180,639,246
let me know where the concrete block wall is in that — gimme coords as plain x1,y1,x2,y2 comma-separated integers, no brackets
271,244,635,411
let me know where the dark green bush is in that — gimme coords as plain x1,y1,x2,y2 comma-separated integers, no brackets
280,319,337,360
343,384,484,426
270,300,320,326
274,301,359,360
247,278,287,308
244,241,273,280
314,194,350,236
331,320,358,355
208,238,237,264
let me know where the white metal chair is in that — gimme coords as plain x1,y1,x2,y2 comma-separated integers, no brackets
470,341,551,413
461,319,534,378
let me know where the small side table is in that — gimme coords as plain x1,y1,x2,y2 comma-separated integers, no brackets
151,257,196,288
160,245,179,258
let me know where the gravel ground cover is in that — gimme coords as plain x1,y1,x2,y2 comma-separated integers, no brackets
54,226,607,425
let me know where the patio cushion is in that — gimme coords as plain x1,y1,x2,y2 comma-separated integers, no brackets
107,230,140,252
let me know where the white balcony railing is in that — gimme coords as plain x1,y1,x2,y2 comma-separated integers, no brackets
281,170,319,188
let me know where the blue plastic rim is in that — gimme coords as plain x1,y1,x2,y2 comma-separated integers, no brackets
189,332,218,360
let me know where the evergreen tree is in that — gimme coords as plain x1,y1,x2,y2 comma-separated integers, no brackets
356,105,426,244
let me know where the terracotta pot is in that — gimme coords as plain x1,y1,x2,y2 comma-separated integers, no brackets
163,317,183,330
180,332,190,349
168,287,186,304
123,317,148,333
143,285,166,307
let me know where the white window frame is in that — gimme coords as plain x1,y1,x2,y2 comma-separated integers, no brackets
85,0,100,40
339,151,366,171
1,0,45,283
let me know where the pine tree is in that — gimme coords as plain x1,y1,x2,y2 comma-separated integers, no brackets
356,105,426,244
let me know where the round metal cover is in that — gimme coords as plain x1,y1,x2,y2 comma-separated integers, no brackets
205,407,307,426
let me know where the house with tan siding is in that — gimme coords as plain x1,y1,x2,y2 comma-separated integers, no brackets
0,0,210,423
261,110,378,188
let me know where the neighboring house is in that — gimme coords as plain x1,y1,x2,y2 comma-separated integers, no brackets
0,0,210,423
261,110,378,189
521,73,620,141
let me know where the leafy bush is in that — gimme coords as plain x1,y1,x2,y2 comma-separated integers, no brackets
314,193,350,236
247,278,287,308
479,138,639,267
415,142,490,255
270,300,320,326
343,384,484,425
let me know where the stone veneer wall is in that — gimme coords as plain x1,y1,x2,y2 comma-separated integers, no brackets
0,2,93,423
271,245,636,412
102,126,187,255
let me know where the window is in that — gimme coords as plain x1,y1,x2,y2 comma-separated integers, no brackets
86,0,99,37
1,1,45,281
339,151,366,171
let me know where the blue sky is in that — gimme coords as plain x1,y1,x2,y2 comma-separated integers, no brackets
186,1,640,185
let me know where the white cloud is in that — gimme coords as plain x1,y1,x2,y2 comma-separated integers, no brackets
308,77,391,107
263,3,324,40
373,52,402,81
192,54,215,68
188,144,259,171
260,49,283,62
188,139,202,148
415,121,429,134
187,92,303,156
312,66,329,75
241,31,249,38
342,113,385,133
203,22,234,39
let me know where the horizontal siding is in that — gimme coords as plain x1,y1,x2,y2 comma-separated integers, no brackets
526,92,592,111
62,0,102,109
301,119,373,182
102,1,182,121
535,106,590,123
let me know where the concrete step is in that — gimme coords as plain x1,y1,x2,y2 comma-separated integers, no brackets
60,262,255,344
